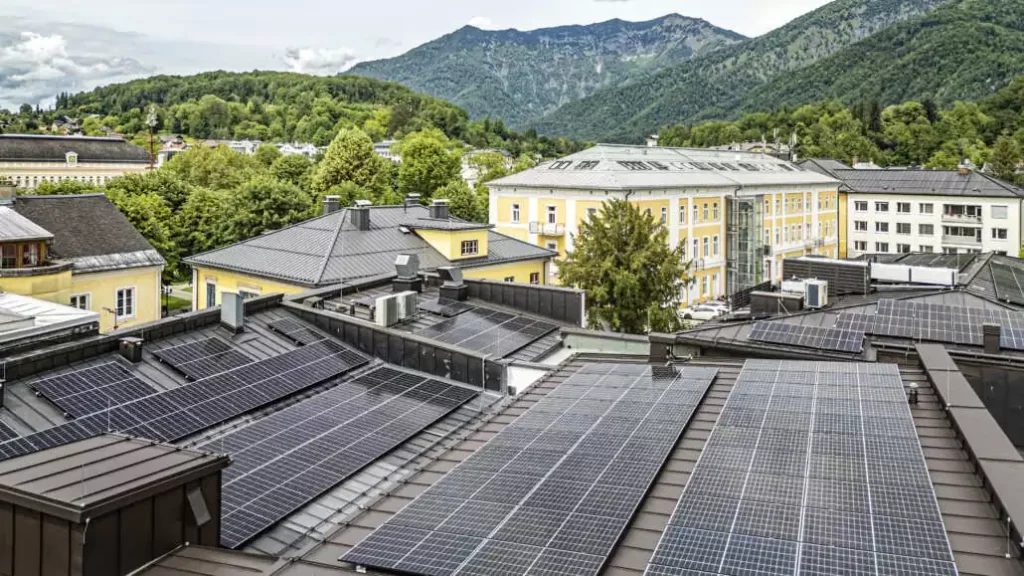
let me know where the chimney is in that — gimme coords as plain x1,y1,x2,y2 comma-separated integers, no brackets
119,337,144,363
322,195,341,215
429,199,450,220
351,199,372,231
438,266,468,301
221,292,244,334
958,166,971,176
404,193,421,209
393,253,423,293
983,323,1001,354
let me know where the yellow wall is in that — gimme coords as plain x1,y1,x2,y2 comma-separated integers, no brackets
496,197,525,223
463,259,548,284
576,200,604,227
70,266,163,332
539,199,567,225
495,226,529,242
416,229,490,261
195,267,306,310
0,268,73,304
838,191,848,258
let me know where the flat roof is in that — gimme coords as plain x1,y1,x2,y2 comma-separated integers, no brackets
0,292,99,345
0,434,228,522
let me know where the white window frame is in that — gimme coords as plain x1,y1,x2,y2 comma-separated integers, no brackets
116,286,137,320
529,272,540,285
693,205,699,223
876,242,889,253
660,206,668,224
855,201,868,212
992,228,1008,240
712,203,719,220
920,245,934,252
703,237,710,258
919,203,933,215
205,282,217,308
70,293,91,310
896,223,911,235
712,235,719,257
897,202,911,214
875,202,889,212
460,239,479,256
546,241,558,252
854,241,867,251
876,222,889,233
679,205,686,224
919,224,934,236
897,243,911,254
511,203,520,223
504,276,515,283
703,203,709,222
546,205,557,225
992,205,1008,219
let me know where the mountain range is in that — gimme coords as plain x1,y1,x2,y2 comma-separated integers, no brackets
345,15,746,129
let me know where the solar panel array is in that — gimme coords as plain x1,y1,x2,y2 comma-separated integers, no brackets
836,299,1024,351
645,359,957,576
152,338,253,380
416,308,558,358
0,421,16,442
343,362,718,576
418,298,475,318
212,366,479,548
990,262,1024,306
749,322,865,353
31,362,156,418
268,318,329,346
0,340,368,461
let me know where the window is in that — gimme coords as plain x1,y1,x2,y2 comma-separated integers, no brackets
504,276,515,282
530,272,540,285
511,203,520,223
775,228,780,245
116,287,136,320
919,224,934,235
817,222,822,238
993,205,1008,219
818,198,822,211
855,201,868,212
775,199,780,214
920,203,933,215
897,243,911,254
992,228,1008,240
660,207,667,224
875,242,889,253
764,228,771,246
712,203,719,220
546,205,557,224
920,245,934,252
703,203,709,221
680,238,687,259
23,243,39,266
206,283,217,308
943,247,958,254
679,205,686,224
703,237,710,258
855,241,867,251
460,240,479,256
897,202,911,214
784,227,790,243
701,275,708,296
875,202,889,212
798,199,803,212
546,241,558,252
586,207,597,221
765,199,770,215
896,223,911,235
875,222,889,233
238,290,260,300
70,293,91,310
692,238,698,260
711,274,719,297
1,245,16,268
712,235,719,257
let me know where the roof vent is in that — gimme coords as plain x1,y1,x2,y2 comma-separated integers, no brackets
438,266,468,301
429,199,450,220
221,292,244,334
351,201,371,231
119,337,144,363
394,253,423,293
322,195,341,215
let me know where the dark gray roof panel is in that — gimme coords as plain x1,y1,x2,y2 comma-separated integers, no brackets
797,158,851,178
12,194,164,269
401,219,493,231
834,168,1023,197
186,205,553,287
0,134,150,164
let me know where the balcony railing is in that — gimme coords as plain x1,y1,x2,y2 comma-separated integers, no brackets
0,259,74,278
941,213,983,225
941,234,982,246
529,222,566,236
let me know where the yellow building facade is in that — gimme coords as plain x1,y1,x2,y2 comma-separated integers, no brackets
489,145,841,305
0,134,150,189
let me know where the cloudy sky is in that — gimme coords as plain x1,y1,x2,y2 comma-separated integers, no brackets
1,0,831,110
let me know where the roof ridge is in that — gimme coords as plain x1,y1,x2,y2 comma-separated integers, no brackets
315,211,349,285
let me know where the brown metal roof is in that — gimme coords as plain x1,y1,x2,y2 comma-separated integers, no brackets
0,434,228,522
132,545,354,576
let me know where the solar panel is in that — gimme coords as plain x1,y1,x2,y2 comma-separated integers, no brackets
418,298,475,318
415,308,559,358
268,318,329,346
862,299,1024,349
749,322,864,353
152,338,254,380
644,360,957,576
213,366,479,548
342,362,718,576
31,362,156,418
0,340,369,461
0,421,16,442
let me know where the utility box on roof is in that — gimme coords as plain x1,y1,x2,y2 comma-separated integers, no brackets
0,434,229,576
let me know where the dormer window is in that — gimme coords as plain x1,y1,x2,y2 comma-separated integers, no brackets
65,152,78,165
461,240,479,256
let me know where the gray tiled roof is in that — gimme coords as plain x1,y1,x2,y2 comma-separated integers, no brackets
401,218,493,231
834,168,1023,197
12,194,165,273
797,158,851,178
0,134,150,164
185,205,554,287
0,207,53,242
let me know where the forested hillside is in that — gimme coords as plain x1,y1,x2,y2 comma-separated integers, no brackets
533,0,951,141
345,15,744,128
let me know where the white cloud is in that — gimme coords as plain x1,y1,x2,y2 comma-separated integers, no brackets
0,31,151,109
468,16,499,30
282,47,358,75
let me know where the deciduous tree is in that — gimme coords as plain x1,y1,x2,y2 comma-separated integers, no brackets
395,129,462,198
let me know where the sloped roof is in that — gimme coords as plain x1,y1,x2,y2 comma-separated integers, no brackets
185,205,554,287
488,144,839,191
834,168,1024,197
12,194,165,273
0,206,53,242
797,158,851,178
0,134,150,164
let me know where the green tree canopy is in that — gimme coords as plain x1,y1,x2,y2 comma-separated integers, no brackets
990,135,1022,184
162,145,262,190
395,129,462,198
252,143,282,167
229,176,313,240
270,154,314,188
557,199,688,334
435,180,485,222
311,128,393,201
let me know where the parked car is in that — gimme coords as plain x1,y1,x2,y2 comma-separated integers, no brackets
681,303,729,321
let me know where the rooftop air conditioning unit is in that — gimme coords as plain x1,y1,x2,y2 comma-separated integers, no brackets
395,291,418,320
804,279,829,309
781,280,806,295
375,295,400,327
